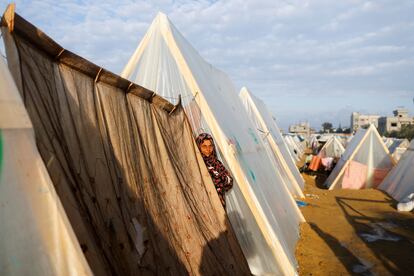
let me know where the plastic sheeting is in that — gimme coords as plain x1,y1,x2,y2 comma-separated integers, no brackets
318,136,345,159
122,12,304,276
2,9,250,275
325,125,395,190
379,140,414,201
239,87,304,198
387,139,410,162
284,135,303,161
0,55,92,275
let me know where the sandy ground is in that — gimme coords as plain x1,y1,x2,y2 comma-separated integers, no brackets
296,171,414,276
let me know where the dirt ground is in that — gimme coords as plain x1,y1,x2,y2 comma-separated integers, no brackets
296,171,414,276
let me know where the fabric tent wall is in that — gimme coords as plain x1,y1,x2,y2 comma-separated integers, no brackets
0,52,92,274
239,87,304,198
2,8,250,276
379,140,414,201
122,12,304,276
325,125,395,190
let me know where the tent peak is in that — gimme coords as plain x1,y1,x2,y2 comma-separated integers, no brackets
239,86,250,96
152,11,172,32
155,11,168,20
368,123,377,130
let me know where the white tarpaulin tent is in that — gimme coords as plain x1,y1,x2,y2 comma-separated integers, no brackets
122,12,304,275
325,124,395,190
0,55,92,275
284,135,303,161
379,139,414,201
388,138,410,162
318,136,345,159
239,87,304,198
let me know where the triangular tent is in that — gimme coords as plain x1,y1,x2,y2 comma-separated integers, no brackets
383,137,394,148
284,135,303,161
0,48,92,274
239,87,304,198
122,12,304,275
294,135,306,153
2,7,250,275
388,138,410,162
379,139,414,201
318,136,345,159
325,124,395,190
310,134,319,145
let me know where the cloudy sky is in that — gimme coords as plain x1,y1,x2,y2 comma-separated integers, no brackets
1,0,413,131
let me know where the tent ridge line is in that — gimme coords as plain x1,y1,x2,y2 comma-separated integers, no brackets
245,90,304,198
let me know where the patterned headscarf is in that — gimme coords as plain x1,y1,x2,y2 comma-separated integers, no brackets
196,133,217,160
196,133,233,207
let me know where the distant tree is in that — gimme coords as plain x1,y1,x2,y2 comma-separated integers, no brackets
384,125,414,140
336,127,343,133
321,122,333,133
398,125,414,140
343,128,351,134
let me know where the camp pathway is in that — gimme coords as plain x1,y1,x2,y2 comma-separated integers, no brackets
296,173,414,275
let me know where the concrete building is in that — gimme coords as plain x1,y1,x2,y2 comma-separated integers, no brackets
289,122,310,136
351,112,380,132
378,108,414,133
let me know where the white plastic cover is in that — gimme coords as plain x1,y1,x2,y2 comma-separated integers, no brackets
284,135,302,161
122,13,304,275
318,136,345,159
387,139,410,162
379,140,414,201
388,139,409,154
239,87,304,198
0,58,92,275
326,125,394,190
293,136,306,154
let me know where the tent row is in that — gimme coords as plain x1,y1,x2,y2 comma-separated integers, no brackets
1,7,250,275
284,134,306,162
121,12,305,275
309,124,413,206
383,137,410,162
379,139,414,202
1,6,306,276
308,135,346,172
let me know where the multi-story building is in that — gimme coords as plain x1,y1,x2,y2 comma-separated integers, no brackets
378,109,414,133
289,122,310,137
350,112,380,132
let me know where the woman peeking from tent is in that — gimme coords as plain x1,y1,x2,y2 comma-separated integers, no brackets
196,133,233,208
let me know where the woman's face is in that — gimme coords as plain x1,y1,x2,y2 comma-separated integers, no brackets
200,139,214,157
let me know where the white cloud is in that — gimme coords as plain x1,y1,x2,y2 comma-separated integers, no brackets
1,0,413,129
